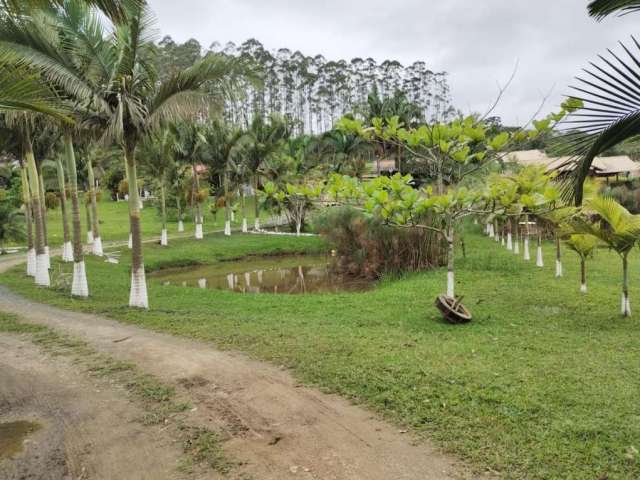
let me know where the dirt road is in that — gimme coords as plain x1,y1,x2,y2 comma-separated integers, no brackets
0,255,481,480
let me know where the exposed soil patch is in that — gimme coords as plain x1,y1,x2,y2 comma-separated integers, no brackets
0,334,190,480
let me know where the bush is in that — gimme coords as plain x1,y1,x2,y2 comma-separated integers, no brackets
45,191,60,210
315,206,446,278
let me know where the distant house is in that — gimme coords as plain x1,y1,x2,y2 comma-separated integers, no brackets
504,150,640,182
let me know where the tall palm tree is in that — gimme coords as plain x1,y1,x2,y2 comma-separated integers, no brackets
53,152,73,261
243,113,290,230
92,3,246,307
574,196,640,316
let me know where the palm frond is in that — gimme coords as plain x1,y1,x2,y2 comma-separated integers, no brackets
557,37,640,205
588,0,640,20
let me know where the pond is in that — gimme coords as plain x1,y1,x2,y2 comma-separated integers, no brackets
151,254,372,294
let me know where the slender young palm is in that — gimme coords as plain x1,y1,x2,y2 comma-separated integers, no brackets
172,122,209,240
53,153,73,261
243,114,290,230
139,129,175,246
207,121,244,235
564,233,599,293
574,196,640,316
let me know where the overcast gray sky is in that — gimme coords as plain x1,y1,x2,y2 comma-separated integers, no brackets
148,0,638,125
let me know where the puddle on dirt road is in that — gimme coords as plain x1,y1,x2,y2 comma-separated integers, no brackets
151,254,372,294
0,421,42,459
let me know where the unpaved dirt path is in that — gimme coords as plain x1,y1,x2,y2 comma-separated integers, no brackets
0,333,190,480
0,258,482,480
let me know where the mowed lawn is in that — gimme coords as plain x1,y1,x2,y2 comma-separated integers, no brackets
1,229,639,479
27,194,265,246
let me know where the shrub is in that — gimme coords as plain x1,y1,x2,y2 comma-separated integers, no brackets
315,206,446,278
45,191,60,210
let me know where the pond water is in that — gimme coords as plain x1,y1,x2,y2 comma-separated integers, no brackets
151,254,371,294
0,420,41,459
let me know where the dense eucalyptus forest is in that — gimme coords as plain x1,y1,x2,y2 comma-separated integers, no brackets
157,36,454,134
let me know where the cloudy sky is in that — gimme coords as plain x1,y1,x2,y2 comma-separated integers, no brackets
148,0,638,125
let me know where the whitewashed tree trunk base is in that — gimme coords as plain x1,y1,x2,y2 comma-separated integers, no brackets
555,260,563,277
224,221,231,236
35,254,50,286
501,236,505,246
254,218,260,231
44,246,50,270
242,218,248,233
523,239,530,260
621,293,631,316
580,283,588,294
231,211,235,222
72,261,89,297
506,233,513,251
178,220,184,233
129,266,148,309
536,246,544,267
128,233,132,249
92,237,103,256
195,223,203,240
489,224,495,238
198,278,207,289
447,271,455,298
160,229,168,246
26,249,36,277
62,241,73,262
514,241,520,255
87,231,94,244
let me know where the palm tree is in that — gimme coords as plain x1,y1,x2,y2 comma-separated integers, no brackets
560,2,640,203
564,233,599,293
139,128,176,246
90,3,247,307
172,122,210,240
243,114,290,230
207,120,244,235
53,153,73,261
574,196,640,316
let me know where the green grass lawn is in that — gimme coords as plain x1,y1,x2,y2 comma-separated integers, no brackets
1,229,639,479
33,194,267,246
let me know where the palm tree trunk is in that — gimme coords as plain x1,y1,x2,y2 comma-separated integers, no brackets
160,178,168,246
506,219,513,251
224,170,231,236
85,193,93,244
513,216,520,255
536,230,544,267
446,222,455,298
555,233,562,277
176,195,184,232
21,165,35,276
253,174,260,231
523,214,530,260
64,134,88,297
241,189,248,233
192,164,203,239
125,146,148,308
622,253,630,316
87,157,103,256
37,166,49,270
56,157,73,262
24,139,49,286
580,257,587,293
